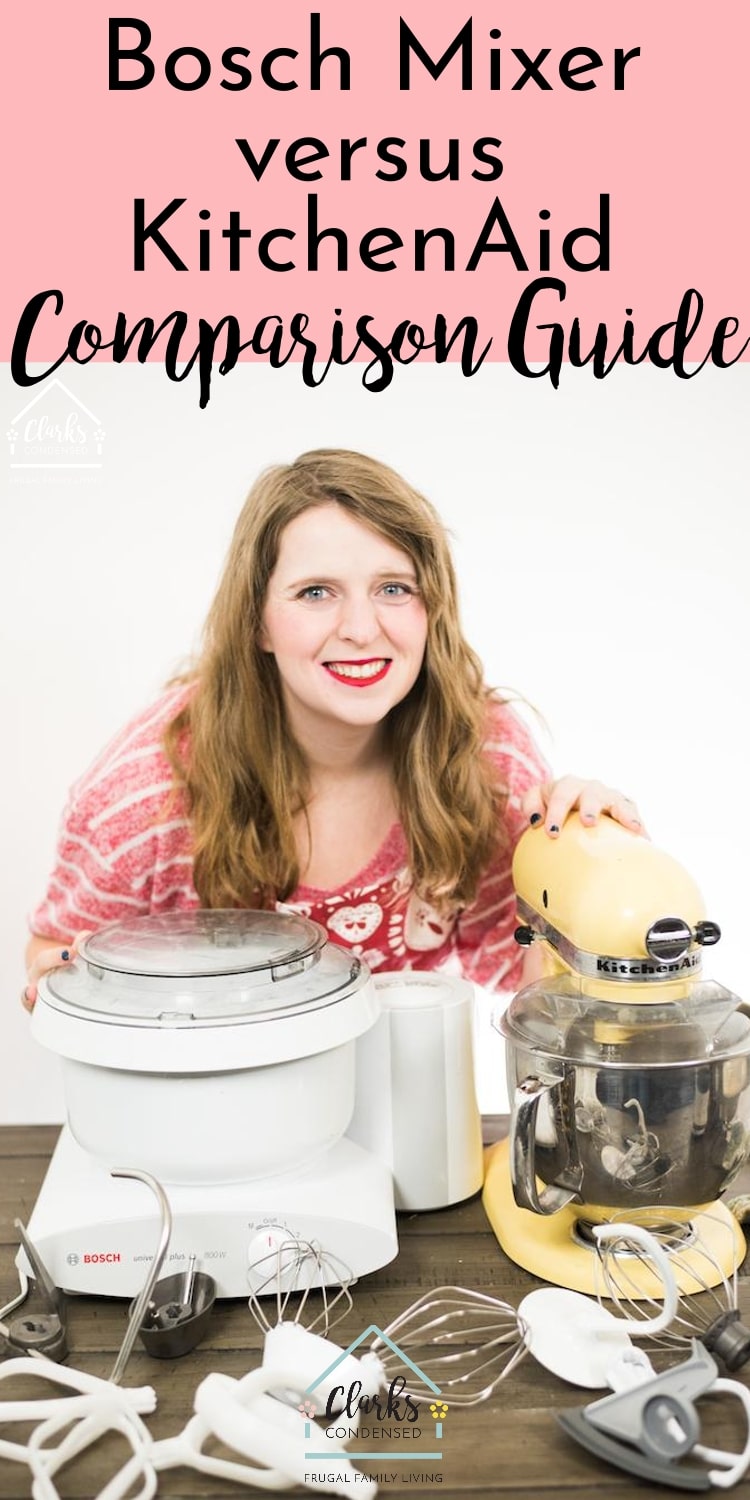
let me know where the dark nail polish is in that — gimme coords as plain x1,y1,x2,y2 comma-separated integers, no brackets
61,950,70,961
529,813,543,826
549,824,560,834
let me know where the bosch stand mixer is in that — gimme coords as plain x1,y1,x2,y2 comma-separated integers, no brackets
24,910,398,1298
483,817,750,1295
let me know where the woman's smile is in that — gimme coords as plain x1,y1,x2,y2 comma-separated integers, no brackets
323,658,392,685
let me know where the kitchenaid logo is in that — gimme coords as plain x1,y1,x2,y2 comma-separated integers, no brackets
302,1324,448,1487
7,378,106,472
596,953,701,977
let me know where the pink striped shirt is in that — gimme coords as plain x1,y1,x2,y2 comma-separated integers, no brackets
30,687,548,992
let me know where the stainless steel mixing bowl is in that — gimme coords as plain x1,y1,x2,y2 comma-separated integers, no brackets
499,977,750,1215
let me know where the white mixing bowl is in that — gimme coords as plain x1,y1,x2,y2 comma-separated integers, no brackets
33,910,379,1185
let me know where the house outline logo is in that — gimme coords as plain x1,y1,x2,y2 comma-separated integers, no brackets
8,379,106,469
303,1323,445,1466
305,1324,441,1402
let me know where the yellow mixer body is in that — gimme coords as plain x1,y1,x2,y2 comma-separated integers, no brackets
512,817,707,1004
484,815,747,1295
482,1137,746,1297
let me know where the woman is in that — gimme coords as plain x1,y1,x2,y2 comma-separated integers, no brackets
24,449,641,1006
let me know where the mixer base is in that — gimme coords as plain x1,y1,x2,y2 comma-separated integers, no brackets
483,1138,746,1297
21,1124,398,1298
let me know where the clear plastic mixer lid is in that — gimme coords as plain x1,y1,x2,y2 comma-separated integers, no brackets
499,974,750,1066
78,909,325,977
41,909,367,1026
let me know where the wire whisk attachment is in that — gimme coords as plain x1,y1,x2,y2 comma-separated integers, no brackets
592,1207,750,1370
247,1236,354,1340
369,1285,529,1407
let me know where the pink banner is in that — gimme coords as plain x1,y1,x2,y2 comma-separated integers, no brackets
4,1,748,400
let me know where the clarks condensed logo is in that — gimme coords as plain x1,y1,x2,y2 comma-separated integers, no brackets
7,379,106,471
302,1324,449,1488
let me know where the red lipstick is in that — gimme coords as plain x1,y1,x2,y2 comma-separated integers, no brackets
323,659,392,687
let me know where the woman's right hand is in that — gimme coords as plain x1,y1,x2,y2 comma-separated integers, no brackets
23,932,92,1012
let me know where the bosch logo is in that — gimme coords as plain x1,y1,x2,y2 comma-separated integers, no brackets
66,1252,80,1266
82,1252,122,1264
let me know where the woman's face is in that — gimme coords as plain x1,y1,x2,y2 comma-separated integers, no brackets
260,503,428,743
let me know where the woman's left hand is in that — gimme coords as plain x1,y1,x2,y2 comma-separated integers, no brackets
521,777,645,838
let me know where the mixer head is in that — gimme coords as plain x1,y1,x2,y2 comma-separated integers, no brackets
512,816,720,1001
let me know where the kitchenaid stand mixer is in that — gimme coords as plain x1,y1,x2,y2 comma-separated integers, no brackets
483,817,750,1295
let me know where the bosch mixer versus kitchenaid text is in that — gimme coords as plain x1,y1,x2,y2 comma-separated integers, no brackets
484,816,750,1293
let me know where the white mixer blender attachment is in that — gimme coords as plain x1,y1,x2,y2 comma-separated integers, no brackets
0,1225,371,1500
0,1233,370,1500
0,1355,373,1500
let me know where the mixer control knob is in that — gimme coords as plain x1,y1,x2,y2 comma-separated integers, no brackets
694,920,721,947
514,925,537,947
644,917,692,961
246,1227,301,1294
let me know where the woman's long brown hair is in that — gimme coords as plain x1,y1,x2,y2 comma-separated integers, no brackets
163,449,507,910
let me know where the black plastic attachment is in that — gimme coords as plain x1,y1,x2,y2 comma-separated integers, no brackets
694,920,721,947
513,925,536,947
702,1309,750,1371
133,1268,216,1359
3,1220,68,1362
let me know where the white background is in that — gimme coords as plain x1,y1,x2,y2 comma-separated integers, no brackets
2,361,748,1122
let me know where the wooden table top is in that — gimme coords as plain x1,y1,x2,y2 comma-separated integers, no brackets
2,1122,750,1499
